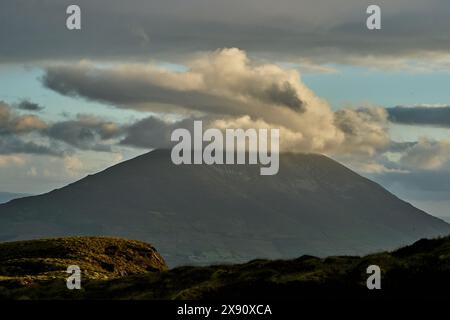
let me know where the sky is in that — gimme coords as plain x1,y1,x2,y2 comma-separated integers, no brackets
1,0,450,217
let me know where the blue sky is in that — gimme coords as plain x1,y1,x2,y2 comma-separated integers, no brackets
303,66,450,110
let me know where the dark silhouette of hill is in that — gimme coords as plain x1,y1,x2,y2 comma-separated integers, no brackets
0,149,449,266
2,235,450,300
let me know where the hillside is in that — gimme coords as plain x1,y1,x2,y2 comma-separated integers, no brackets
1,236,450,300
0,237,167,292
0,150,449,266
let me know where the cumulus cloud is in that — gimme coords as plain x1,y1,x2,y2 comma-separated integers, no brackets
46,115,122,151
334,107,390,156
0,101,123,156
0,101,47,134
387,105,450,127
0,102,61,156
44,48,390,157
42,49,309,116
120,116,196,149
400,138,450,170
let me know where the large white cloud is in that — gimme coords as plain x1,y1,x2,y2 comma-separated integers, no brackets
44,48,390,156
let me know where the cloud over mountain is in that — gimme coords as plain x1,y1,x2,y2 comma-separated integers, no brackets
43,48,390,157
5,49,444,182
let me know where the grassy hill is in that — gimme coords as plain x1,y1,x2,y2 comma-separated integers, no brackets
1,235,450,299
0,236,167,297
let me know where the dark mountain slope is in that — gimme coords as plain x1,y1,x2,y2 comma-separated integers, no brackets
0,149,449,266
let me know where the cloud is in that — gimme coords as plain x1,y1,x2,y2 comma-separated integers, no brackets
120,115,300,152
387,105,450,127
346,161,408,174
63,155,84,176
2,0,450,70
0,155,26,168
15,100,45,112
120,116,196,149
259,81,304,112
46,115,122,151
0,102,62,156
0,135,63,156
46,49,390,156
0,153,112,194
42,49,309,116
334,107,390,156
0,101,123,155
400,138,450,170
0,101,47,134
387,141,418,153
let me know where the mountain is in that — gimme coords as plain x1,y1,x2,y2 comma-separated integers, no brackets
2,235,450,300
0,192,31,204
0,149,449,267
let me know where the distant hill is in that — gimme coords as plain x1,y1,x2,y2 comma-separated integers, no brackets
0,192,31,204
0,149,449,266
2,235,450,300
